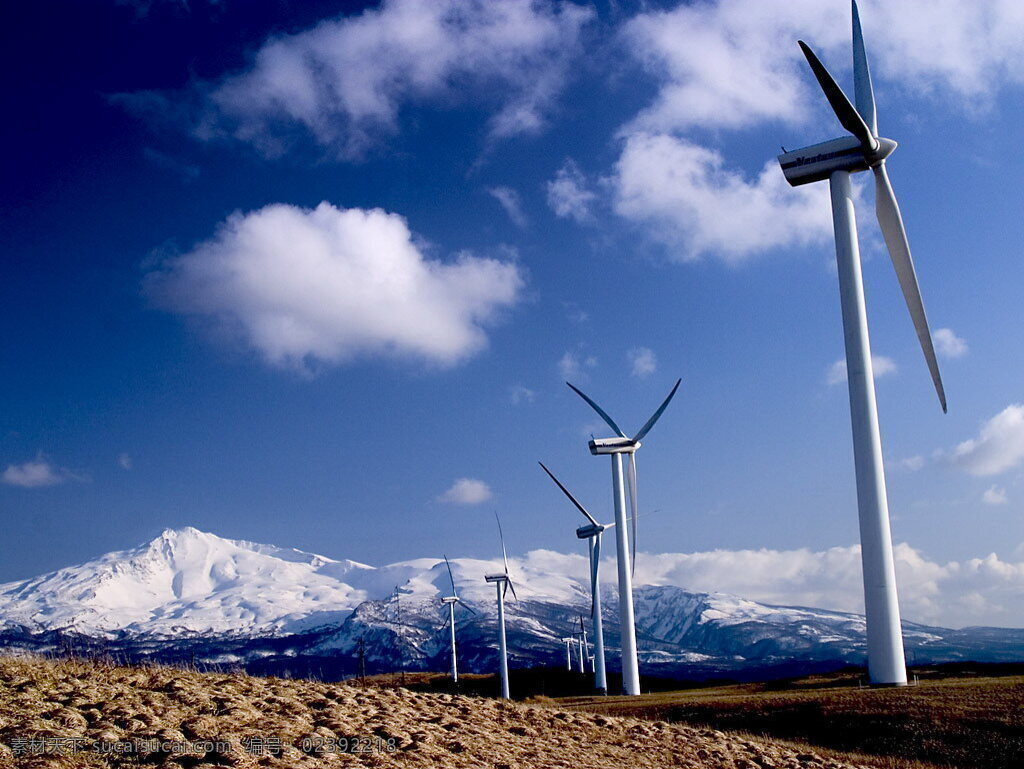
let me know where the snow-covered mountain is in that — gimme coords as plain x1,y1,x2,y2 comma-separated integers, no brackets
0,528,1021,680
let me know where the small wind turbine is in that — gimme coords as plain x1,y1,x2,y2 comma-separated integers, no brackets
566,378,681,695
778,0,945,686
484,513,518,699
578,615,590,673
562,637,573,670
439,555,476,684
539,461,609,693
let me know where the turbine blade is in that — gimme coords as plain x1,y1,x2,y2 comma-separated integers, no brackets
566,382,627,438
507,579,518,601
798,41,877,151
851,0,877,136
632,378,682,442
444,554,457,599
627,453,639,577
538,462,600,526
459,599,478,616
495,512,511,575
440,611,451,634
873,163,947,412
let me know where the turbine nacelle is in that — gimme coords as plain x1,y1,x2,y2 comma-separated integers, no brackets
484,574,510,584
441,596,459,605
587,436,639,455
575,523,606,539
779,135,896,187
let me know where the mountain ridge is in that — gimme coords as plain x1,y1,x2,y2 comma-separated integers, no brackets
1,527,1021,681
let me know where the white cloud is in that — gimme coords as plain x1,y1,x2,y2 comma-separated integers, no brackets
952,405,1024,476
488,186,528,228
509,384,536,405
628,347,657,379
558,351,596,381
546,159,596,223
898,455,925,472
622,0,1024,137
509,541,1024,629
197,0,592,157
2,459,66,488
145,202,523,371
438,478,493,505
983,485,1008,505
118,453,133,471
826,355,897,386
611,2,1024,263
612,134,833,263
934,328,968,359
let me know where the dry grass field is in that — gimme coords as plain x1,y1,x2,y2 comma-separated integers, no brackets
0,654,886,768
555,671,1024,769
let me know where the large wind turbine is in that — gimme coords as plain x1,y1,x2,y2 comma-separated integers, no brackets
484,513,518,699
566,378,681,695
539,461,609,693
778,0,945,686
439,555,476,684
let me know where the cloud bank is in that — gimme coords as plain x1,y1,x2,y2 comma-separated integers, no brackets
513,541,1024,629
145,202,523,371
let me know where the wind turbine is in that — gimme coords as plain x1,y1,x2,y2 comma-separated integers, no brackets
538,461,609,693
566,378,681,695
439,555,476,684
484,513,518,699
562,637,573,670
778,0,945,686
578,616,590,673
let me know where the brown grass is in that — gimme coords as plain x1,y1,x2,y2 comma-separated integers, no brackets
0,653,888,768
554,673,1024,769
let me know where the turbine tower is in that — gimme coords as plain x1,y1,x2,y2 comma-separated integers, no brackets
439,555,476,684
566,378,681,695
539,461,610,693
778,0,945,686
484,513,518,699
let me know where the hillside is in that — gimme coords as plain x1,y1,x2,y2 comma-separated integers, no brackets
0,655,875,768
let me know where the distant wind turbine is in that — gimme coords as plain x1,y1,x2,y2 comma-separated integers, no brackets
538,461,609,693
566,379,681,695
777,0,945,686
439,555,476,684
484,513,518,699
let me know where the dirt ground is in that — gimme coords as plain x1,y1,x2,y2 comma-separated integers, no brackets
0,655,877,768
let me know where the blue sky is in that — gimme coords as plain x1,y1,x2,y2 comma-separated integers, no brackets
3,0,1024,627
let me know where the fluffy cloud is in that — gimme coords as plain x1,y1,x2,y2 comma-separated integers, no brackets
983,486,1008,505
145,202,523,371
488,187,528,228
952,405,1024,476
509,385,536,405
628,347,657,379
609,1,1024,262
934,328,968,359
194,0,592,157
2,459,68,488
546,159,596,223
826,355,897,386
558,351,596,380
612,134,833,263
438,478,493,505
622,0,1024,137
